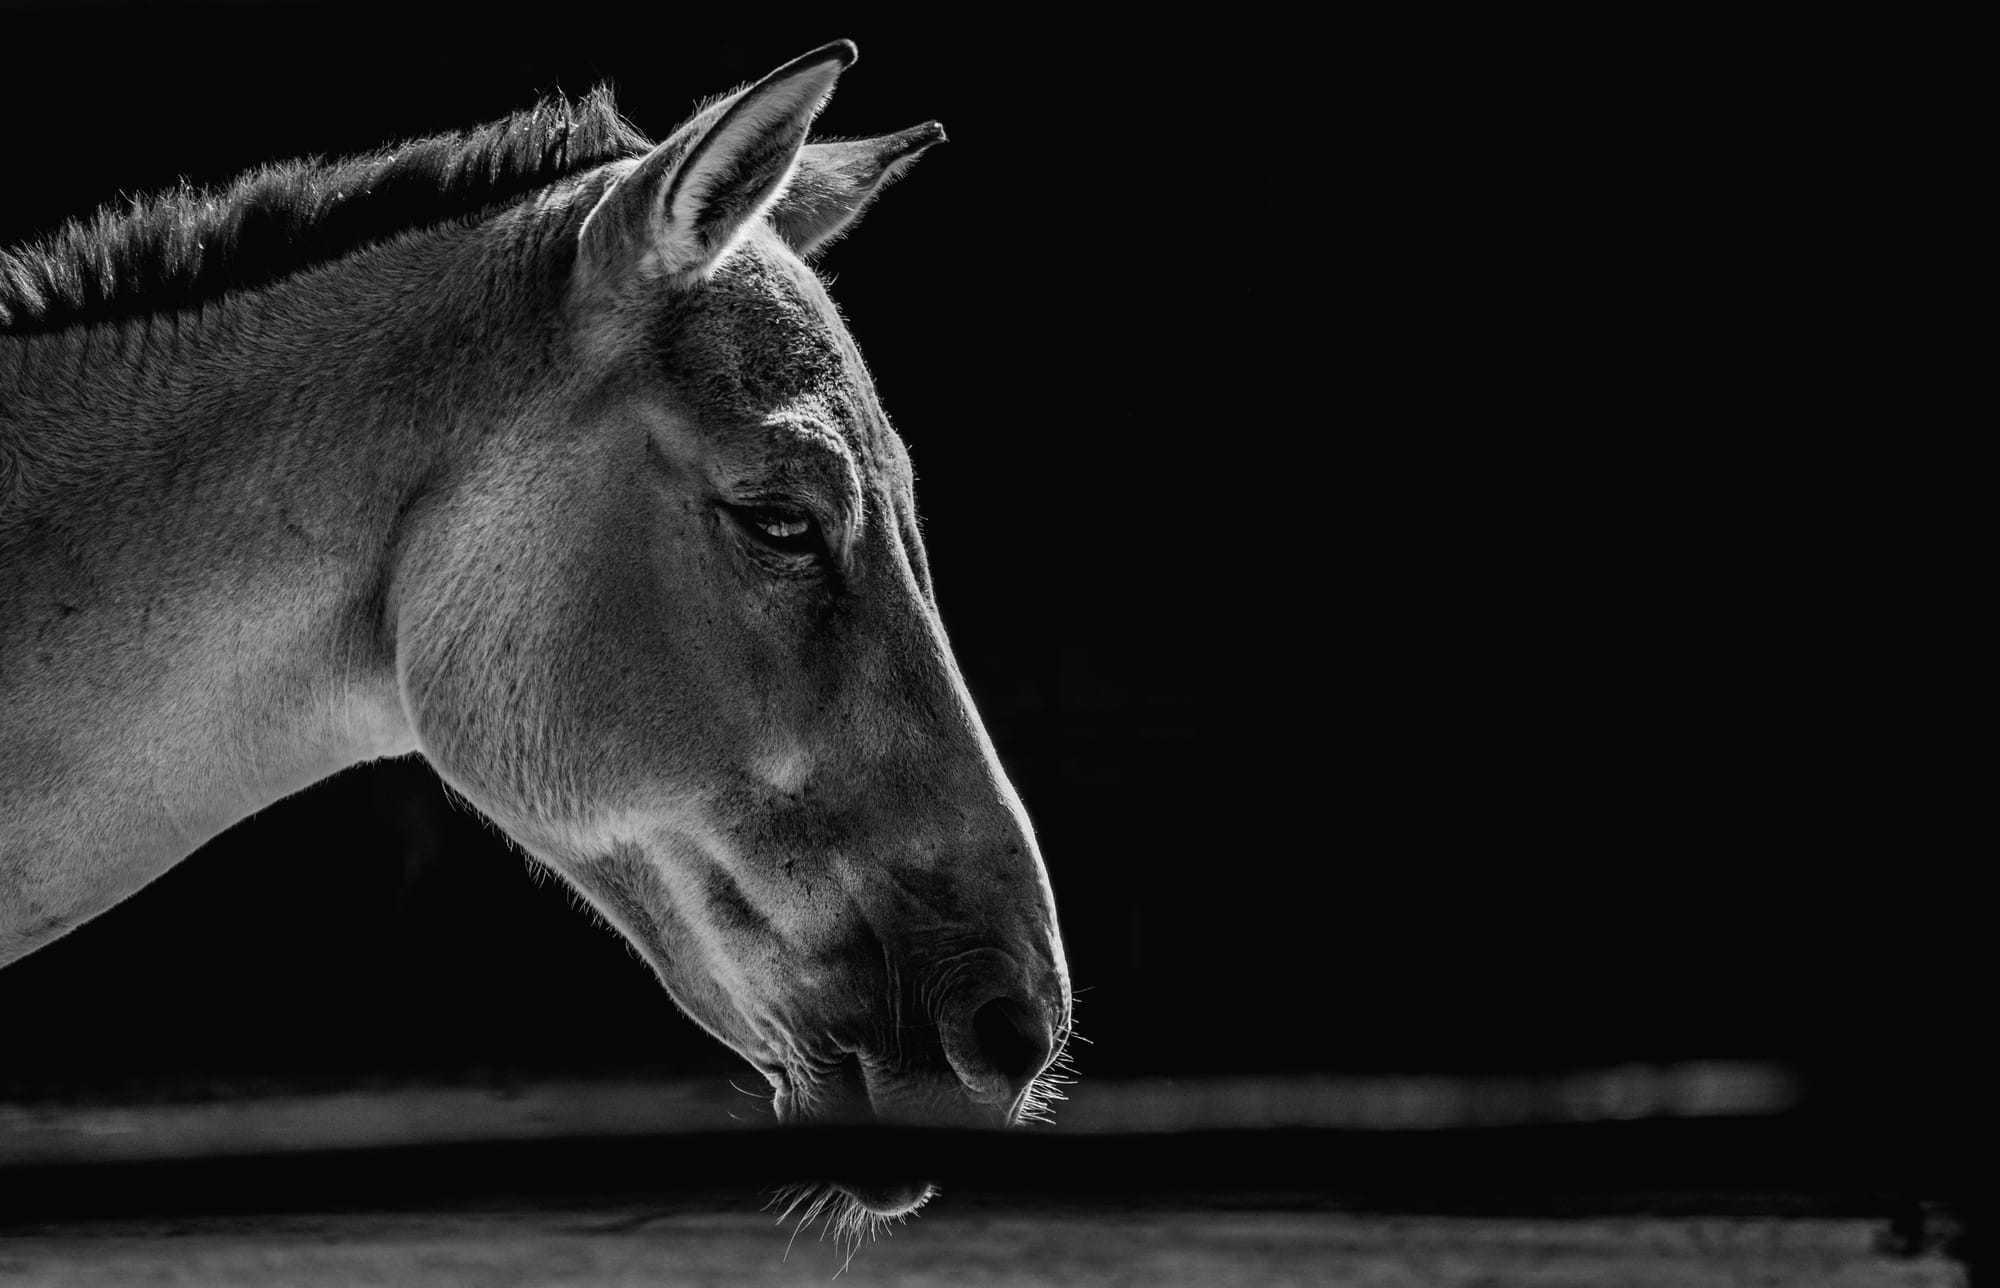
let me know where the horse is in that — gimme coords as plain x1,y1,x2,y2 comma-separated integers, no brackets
0,41,1072,1230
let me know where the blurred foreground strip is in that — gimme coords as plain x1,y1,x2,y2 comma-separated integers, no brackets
1058,1063,1800,1132
0,1063,1797,1167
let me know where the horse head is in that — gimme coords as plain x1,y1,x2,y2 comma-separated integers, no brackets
389,43,1070,1215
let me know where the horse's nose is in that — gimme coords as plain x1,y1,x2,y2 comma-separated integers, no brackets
945,994,1055,1106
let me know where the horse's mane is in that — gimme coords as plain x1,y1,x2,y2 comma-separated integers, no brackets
0,88,653,335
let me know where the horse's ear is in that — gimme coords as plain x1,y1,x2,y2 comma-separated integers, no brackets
579,41,854,288
770,123,947,257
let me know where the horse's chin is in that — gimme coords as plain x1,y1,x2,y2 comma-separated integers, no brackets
836,1178,936,1218
769,1083,935,1217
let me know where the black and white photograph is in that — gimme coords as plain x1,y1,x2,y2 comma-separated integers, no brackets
0,5,1974,1284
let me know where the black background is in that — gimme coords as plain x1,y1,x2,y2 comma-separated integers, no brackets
0,6,1967,1111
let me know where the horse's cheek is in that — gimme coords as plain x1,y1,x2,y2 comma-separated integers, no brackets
388,491,586,833
555,489,773,819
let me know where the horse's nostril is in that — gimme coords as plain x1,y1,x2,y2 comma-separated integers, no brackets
968,997,1049,1094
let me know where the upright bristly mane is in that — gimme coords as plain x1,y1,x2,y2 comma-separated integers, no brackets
0,88,653,335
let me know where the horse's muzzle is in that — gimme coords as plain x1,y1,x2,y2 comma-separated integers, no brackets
775,954,1067,1214
833,989,1054,1216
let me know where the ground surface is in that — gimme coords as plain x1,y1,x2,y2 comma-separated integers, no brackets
0,1207,1964,1287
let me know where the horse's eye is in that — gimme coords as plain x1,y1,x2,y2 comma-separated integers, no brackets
755,511,811,542
730,504,824,559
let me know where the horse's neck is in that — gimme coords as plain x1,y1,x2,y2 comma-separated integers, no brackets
0,225,532,964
